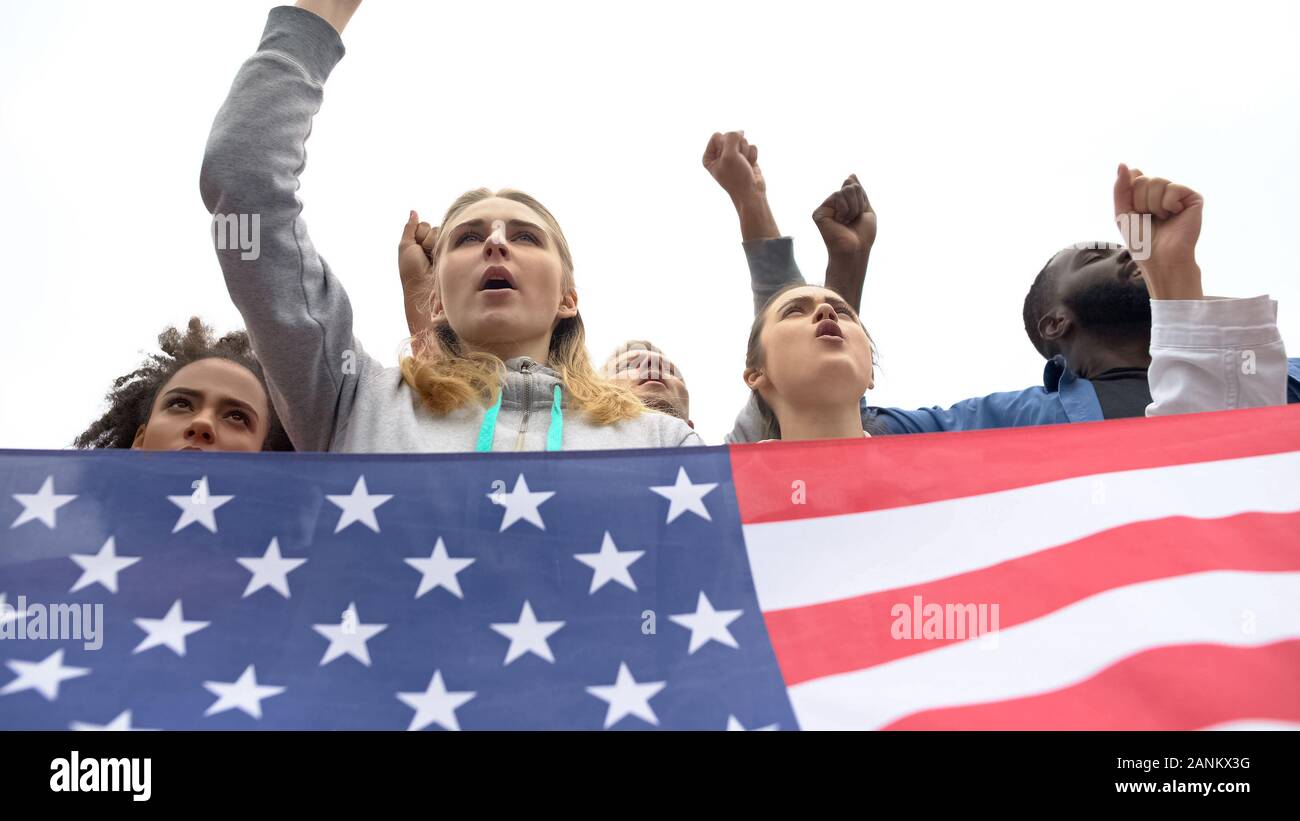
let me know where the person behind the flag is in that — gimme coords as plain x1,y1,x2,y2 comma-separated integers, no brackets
74,317,292,452
700,132,882,441
600,341,693,427
712,133,1298,440
743,283,883,442
201,1,702,453
399,222,695,428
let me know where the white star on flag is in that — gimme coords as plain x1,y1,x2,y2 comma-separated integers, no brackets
69,537,141,594
586,662,667,728
649,467,718,523
669,591,743,654
726,715,779,731
490,600,565,664
236,538,307,599
1,649,90,701
312,602,388,667
396,670,476,732
168,476,234,534
574,531,644,594
10,476,76,530
132,599,210,657
405,537,476,599
71,710,157,731
326,475,393,533
203,665,285,719
490,473,555,531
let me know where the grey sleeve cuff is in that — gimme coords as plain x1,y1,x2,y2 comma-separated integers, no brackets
261,6,347,85
743,237,805,316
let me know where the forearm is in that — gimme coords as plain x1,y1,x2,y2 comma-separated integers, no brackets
402,277,435,341
732,193,781,243
295,0,362,34
825,250,869,314
1143,262,1205,301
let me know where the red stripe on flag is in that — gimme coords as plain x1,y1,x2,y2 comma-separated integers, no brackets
765,510,1300,686
730,404,1300,525
878,639,1300,730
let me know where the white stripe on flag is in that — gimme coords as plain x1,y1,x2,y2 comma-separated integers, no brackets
746,450,1300,612
1200,720,1300,731
785,570,1300,731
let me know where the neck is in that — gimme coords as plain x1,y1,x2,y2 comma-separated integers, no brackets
1061,331,1151,378
476,336,553,367
773,398,865,442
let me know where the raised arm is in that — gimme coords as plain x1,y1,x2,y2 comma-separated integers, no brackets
702,130,779,242
1112,164,1289,414
399,211,439,353
200,3,373,451
702,131,806,314
812,174,875,314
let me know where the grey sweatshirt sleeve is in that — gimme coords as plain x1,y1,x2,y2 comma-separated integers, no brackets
724,394,767,444
200,6,372,452
742,237,806,316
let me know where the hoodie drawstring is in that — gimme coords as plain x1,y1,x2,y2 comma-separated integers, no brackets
475,385,564,452
546,385,564,451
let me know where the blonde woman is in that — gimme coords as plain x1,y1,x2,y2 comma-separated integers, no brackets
201,1,701,452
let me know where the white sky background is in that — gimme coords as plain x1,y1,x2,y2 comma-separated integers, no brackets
0,0,1297,449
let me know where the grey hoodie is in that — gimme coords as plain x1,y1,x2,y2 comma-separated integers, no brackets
200,7,701,453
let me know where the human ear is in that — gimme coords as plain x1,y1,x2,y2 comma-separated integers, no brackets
1037,309,1072,345
429,282,446,321
556,288,578,320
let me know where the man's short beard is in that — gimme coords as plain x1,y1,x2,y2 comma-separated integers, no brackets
1064,280,1152,339
638,394,687,421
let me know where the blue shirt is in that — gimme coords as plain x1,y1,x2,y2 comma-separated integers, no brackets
870,357,1300,434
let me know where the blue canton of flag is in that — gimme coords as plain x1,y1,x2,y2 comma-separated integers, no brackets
0,447,797,731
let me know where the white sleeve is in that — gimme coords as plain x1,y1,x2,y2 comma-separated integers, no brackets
1147,295,1288,416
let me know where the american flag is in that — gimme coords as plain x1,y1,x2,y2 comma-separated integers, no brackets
2,405,1298,730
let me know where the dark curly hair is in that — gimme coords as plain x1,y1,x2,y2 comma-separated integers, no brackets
74,317,293,451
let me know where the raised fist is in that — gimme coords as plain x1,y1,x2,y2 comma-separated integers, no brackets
813,174,876,262
1112,164,1203,300
398,210,439,345
399,210,439,285
702,131,766,202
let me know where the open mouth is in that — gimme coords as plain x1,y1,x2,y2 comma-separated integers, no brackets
815,319,844,339
479,265,517,291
